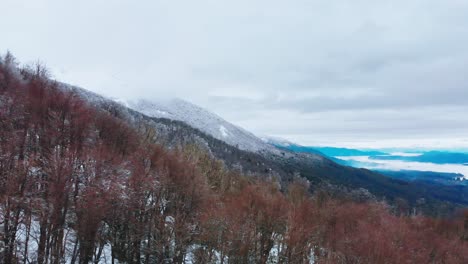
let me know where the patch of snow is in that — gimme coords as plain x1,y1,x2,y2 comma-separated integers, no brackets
219,125,229,138
100,243,113,263
261,135,296,147
112,98,130,108
155,109,169,116
165,215,175,224
59,84,282,155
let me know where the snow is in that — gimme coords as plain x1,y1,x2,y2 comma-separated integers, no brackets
127,98,275,153
155,109,169,116
261,135,295,147
61,84,284,156
219,125,229,137
100,243,114,263
112,98,130,108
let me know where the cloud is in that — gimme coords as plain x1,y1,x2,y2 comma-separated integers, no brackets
2,0,468,147
338,156,468,179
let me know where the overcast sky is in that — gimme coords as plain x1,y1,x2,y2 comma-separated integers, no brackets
3,0,468,149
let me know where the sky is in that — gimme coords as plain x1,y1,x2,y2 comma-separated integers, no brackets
2,0,468,149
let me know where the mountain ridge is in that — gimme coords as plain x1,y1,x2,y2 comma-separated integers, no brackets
127,98,276,153
3,58,466,215
69,87,468,213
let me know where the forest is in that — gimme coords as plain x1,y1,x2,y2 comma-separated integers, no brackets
1,53,468,263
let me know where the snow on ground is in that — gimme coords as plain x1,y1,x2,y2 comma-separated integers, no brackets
261,135,295,147
59,84,280,154
219,125,229,138
112,98,130,108
127,98,274,153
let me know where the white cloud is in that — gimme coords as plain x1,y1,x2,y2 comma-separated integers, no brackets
2,0,468,148
338,156,468,179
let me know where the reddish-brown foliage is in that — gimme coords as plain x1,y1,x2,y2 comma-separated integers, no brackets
1,54,468,263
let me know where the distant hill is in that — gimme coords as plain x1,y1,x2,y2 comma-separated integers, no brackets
379,170,467,186
127,98,276,153
286,145,388,157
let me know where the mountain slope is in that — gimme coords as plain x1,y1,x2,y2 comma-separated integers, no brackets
128,98,275,153
3,60,468,263
34,72,468,214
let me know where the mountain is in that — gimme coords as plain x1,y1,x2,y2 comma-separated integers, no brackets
289,146,468,187
286,145,388,157
2,75,467,264
2,56,468,263
3,57,467,214
62,86,297,179
379,170,468,186
104,98,468,212
127,98,275,153
261,136,296,147
70,89,412,204
96,95,468,210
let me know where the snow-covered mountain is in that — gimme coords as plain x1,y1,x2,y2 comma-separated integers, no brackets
51,82,468,218
127,98,275,153
261,136,296,148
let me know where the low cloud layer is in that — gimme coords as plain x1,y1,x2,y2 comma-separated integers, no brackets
3,0,468,148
